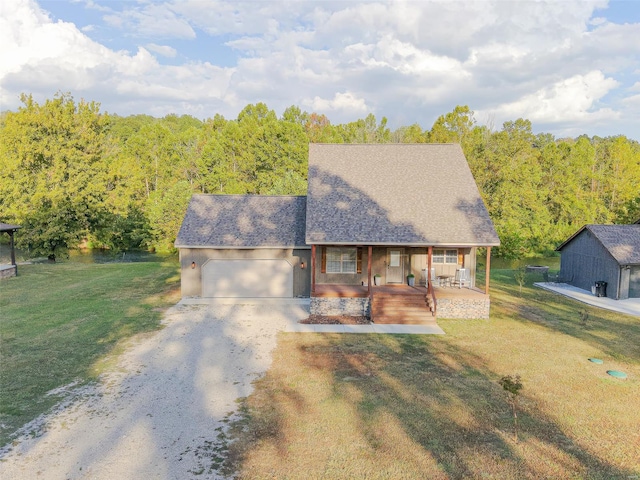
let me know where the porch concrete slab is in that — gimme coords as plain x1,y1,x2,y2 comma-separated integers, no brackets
535,282,640,318
286,323,321,333
309,324,350,333
282,323,348,333
342,324,377,334
283,322,445,334
372,324,446,335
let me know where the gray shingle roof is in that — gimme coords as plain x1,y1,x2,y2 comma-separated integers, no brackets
585,225,640,265
305,144,500,246
175,195,307,248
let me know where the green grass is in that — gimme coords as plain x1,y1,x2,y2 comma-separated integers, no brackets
224,267,640,479
0,260,180,446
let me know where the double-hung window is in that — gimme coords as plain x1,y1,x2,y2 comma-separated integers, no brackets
326,247,357,273
433,249,458,264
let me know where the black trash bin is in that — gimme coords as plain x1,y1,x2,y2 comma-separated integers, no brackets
594,281,607,297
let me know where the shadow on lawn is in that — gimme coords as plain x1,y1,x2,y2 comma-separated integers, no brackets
229,333,635,479
1,301,302,479
491,269,640,364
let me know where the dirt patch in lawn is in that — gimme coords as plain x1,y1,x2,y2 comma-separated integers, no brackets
300,314,371,325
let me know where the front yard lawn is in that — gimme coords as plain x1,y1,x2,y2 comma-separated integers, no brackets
225,269,640,479
0,260,180,447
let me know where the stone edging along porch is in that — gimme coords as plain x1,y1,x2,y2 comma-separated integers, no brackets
310,285,491,320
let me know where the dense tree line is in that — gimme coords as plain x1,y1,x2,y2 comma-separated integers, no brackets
1,94,639,259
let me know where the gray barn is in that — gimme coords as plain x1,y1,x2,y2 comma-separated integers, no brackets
556,224,640,300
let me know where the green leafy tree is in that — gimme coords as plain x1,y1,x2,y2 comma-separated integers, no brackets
92,205,151,252
338,113,391,143
305,113,342,143
429,105,475,145
392,123,428,143
3,96,640,259
146,180,193,252
0,93,107,258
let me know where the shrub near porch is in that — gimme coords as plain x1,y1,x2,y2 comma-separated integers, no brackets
223,269,640,479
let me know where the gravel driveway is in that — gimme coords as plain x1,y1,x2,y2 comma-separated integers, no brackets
0,300,309,479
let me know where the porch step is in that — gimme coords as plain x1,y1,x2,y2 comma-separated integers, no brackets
371,292,435,325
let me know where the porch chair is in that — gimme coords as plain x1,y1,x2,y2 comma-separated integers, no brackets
422,267,436,286
452,268,470,288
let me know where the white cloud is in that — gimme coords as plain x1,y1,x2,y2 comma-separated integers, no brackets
1,0,639,139
624,93,640,108
0,0,233,116
303,92,368,116
146,43,178,58
103,3,196,39
478,71,620,124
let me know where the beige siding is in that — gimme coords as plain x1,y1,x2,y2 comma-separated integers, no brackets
408,247,476,286
314,247,371,285
312,246,477,287
180,248,311,298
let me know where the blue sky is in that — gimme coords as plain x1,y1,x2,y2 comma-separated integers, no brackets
1,0,639,140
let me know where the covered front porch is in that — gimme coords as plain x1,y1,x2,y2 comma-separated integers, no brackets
309,245,493,320
311,245,493,293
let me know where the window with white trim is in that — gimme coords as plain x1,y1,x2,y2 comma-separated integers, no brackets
326,247,357,273
433,249,458,264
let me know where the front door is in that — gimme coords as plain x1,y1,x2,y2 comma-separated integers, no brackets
387,248,404,283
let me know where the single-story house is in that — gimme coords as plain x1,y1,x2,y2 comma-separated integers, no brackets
556,224,640,300
176,144,500,320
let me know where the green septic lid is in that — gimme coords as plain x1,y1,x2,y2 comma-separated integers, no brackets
607,370,627,379
588,358,604,364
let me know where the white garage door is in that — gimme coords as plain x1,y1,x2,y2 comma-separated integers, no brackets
202,259,293,298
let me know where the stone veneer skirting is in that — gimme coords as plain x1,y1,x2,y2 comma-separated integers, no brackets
311,295,490,319
310,297,371,317
436,297,490,319
0,265,17,279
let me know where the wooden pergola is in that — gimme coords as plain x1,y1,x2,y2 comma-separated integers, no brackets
1,223,21,273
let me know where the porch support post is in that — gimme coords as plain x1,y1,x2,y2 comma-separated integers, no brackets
311,244,316,294
427,246,433,288
485,247,492,295
367,245,372,294
9,231,16,266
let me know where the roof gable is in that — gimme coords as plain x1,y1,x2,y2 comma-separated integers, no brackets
305,144,499,246
175,195,307,248
557,224,640,265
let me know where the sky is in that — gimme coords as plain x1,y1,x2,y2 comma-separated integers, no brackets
1,0,639,140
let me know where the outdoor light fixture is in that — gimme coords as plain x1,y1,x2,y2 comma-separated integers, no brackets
300,261,305,269
191,261,196,269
